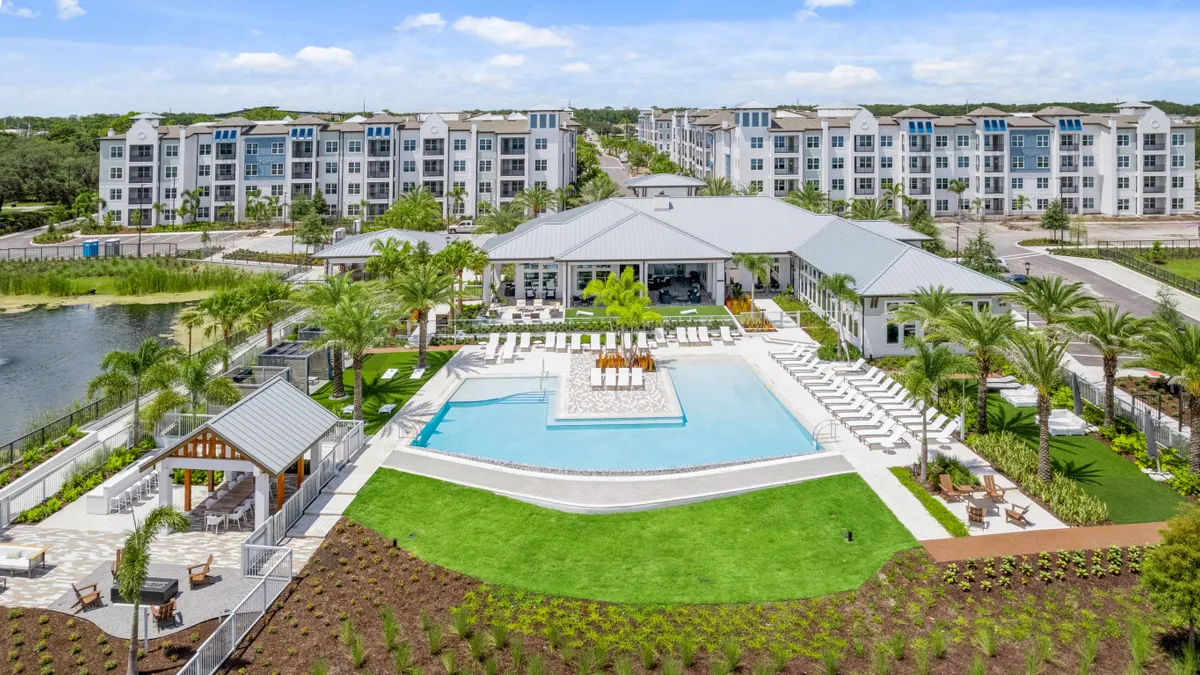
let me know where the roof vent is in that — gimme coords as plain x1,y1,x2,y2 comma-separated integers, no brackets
653,194,672,211
106,128,115,137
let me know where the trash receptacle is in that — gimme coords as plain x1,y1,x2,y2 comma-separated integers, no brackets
81,240,99,258
104,238,121,257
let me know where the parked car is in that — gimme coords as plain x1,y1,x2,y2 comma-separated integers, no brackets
997,258,1010,273
448,219,475,234
1002,273,1028,285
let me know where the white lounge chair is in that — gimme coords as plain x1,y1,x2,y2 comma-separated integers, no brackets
605,332,617,351
676,326,690,346
653,327,666,346
844,410,887,429
483,334,500,364
867,383,904,400
588,333,602,351
823,392,862,410
857,418,899,442
720,325,735,345
866,427,910,451
544,332,557,352
501,338,516,363
831,358,866,373
697,326,712,346
847,368,886,387
793,367,834,384
591,368,603,389
1049,409,1088,436
686,326,700,345
1002,385,1039,407
570,333,582,352
926,420,961,444
986,375,1023,391
557,333,568,352
859,378,898,395
813,383,852,400
631,367,644,389
519,332,532,352
603,368,617,389
623,333,633,352
617,367,630,389
637,332,649,351
533,298,544,309
515,299,526,309
828,395,867,415
769,343,808,361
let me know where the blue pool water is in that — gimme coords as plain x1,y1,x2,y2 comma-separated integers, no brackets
413,357,820,471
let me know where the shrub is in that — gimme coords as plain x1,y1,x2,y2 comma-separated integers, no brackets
930,452,978,486
967,433,1109,524
888,468,969,537
0,211,50,236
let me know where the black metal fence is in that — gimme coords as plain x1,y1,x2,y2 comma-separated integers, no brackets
1098,239,1200,252
0,243,180,260
1095,243,1200,296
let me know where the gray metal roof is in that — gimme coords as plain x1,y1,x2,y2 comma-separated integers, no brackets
558,212,730,262
202,378,340,474
319,228,452,259
624,174,707,188
849,219,931,242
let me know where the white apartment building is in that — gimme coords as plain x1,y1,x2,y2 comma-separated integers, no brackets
98,105,579,227
638,100,1195,218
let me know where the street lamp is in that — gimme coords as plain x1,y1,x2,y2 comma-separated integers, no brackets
1024,261,1032,325
956,224,961,261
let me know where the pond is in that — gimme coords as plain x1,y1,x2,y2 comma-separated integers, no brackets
0,303,184,445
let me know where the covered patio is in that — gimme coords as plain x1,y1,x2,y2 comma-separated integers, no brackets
138,379,342,531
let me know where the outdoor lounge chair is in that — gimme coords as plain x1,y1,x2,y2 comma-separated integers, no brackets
769,343,810,361
813,382,852,400
866,383,904,400
570,334,582,352
588,333,602,351
676,326,690,346
1005,503,1032,528
1001,384,1039,407
697,326,712,346
938,474,971,501
686,326,701,345
188,554,214,587
152,597,178,626
637,332,649,351
483,334,500,363
825,393,864,413
843,410,886,429
928,421,960,445
591,368,603,389
623,333,633,352
866,427,909,451
72,583,102,611
985,375,1022,391
631,367,644,389
982,474,1009,502
779,352,818,368
1048,408,1088,436
501,338,516,364
603,368,617,389
606,332,618,351
544,332,557,352
831,358,867,373
654,327,666,346
617,368,630,388
519,332,532,352
967,506,988,530
720,325,735,345
556,333,568,352
847,367,884,385
856,418,898,442
831,398,871,417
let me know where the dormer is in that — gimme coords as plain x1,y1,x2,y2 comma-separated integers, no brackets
526,103,564,131
731,99,770,129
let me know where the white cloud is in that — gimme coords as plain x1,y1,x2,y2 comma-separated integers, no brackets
622,51,639,61
781,64,881,89
910,58,985,86
223,52,295,72
488,53,526,68
396,12,446,31
453,16,571,48
0,0,38,18
466,72,513,89
250,28,263,36
295,46,355,67
796,0,853,21
54,0,84,20
561,61,590,74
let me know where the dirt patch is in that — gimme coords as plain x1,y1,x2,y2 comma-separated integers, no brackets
1117,376,1191,427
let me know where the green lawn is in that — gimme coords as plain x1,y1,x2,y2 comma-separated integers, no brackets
986,395,1184,524
565,304,729,319
346,471,918,604
311,350,451,435
1160,257,1200,283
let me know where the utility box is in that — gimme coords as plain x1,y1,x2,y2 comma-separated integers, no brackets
332,227,346,242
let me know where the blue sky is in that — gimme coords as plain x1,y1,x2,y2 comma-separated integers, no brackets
2,0,1198,115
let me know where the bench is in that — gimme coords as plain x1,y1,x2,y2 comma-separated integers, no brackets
0,545,48,577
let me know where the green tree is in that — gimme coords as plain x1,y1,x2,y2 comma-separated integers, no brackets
971,197,985,221
148,345,240,425
311,191,329,219
941,305,1018,436
116,506,191,675
1143,505,1200,650
447,183,469,220
178,187,202,225
1041,198,1070,241
242,275,294,347
1013,194,1031,219
649,152,681,174
906,201,945,254
312,293,398,420
72,191,104,221
1153,285,1187,331
300,275,357,400
947,179,968,213
177,307,207,354
1002,329,1070,482
366,237,413,281
1134,324,1200,472
783,183,829,212
475,201,528,234
579,174,621,203
551,186,578,212
889,284,961,344
816,273,860,360
848,198,898,221
289,194,316,225
1009,275,1097,328
731,252,773,302
394,263,457,370
295,213,331,254
197,288,248,368
517,184,552,218
378,186,443,231
1069,305,1148,428
960,227,1004,276
900,338,973,481
582,267,659,349
86,338,183,444
435,239,488,315
696,176,735,197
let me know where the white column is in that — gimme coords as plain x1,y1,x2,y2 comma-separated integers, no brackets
309,441,322,471
157,463,173,509
481,264,493,306
254,468,270,529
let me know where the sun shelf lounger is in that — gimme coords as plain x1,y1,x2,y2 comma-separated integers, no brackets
606,332,617,351
986,375,1022,391
501,338,516,363
545,332,557,352
654,327,666,346
381,368,399,380
604,368,617,389
1001,384,1039,407
828,397,869,415
1049,408,1088,436
519,332,532,352
676,326,690,346
637,332,649,351
484,333,501,363
623,333,633,351
570,333,581,352
844,410,887,428
591,368,603,389
617,367,630,388
697,326,712,345
588,333,601,351
631,367,644,389
857,419,899,442
831,358,866,373
557,333,568,352
720,325,735,345
686,326,700,345
342,404,354,415
866,427,909,451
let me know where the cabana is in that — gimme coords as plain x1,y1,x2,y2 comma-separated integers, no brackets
138,378,341,529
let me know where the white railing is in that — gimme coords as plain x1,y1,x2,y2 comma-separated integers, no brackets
176,549,292,675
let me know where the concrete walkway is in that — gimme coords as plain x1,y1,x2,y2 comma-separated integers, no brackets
1046,251,1200,322
923,521,1165,562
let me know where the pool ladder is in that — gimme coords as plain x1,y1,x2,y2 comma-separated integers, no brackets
812,419,839,446
539,359,547,392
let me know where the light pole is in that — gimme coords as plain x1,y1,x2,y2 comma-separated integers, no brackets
956,224,961,261
1024,261,1032,325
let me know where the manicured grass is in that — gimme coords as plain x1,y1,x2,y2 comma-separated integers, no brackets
565,304,729,319
888,467,969,537
346,471,919,604
986,395,1185,524
1159,257,1200,282
311,350,452,435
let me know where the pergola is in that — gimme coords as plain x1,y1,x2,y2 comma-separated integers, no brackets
138,378,341,529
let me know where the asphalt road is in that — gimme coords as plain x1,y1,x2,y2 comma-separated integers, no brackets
599,152,634,195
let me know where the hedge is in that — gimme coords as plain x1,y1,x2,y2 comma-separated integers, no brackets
0,210,50,235
889,466,969,537
966,432,1109,524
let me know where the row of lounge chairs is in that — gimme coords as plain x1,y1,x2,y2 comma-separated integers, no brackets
590,367,646,390
770,343,959,451
482,325,739,363
672,325,736,346
999,384,1089,435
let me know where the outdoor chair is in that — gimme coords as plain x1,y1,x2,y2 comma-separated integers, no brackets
938,474,970,502
1005,503,1032,528
617,368,630,389
982,474,1009,502
631,367,644,389
152,597,178,626
188,554,214,587
204,514,224,534
72,583,102,611
227,506,248,531
967,506,988,529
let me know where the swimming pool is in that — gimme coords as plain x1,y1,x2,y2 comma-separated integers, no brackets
412,357,821,471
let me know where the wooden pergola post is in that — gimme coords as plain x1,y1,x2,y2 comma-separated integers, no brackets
183,469,192,511
207,469,215,494
296,457,305,486
276,473,285,512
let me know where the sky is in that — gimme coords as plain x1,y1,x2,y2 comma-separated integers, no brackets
2,0,1199,116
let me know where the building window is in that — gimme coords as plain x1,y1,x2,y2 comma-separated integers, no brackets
806,157,820,171
1011,157,1024,169
1010,135,1024,148
1036,156,1049,169
108,188,122,201
453,139,467,151
320,162,335,174
831,136,844,148
479,160,492,173
347,161,361,174
323,141,337,154
164,144,178,158
831,157,844,170
198,144,211,156
1117,134,1130,147
243,142,257,156
830,178,844,191
534,159,547,171
324,183,337,195
478,181,492,194
881,178,893,190
1034,177,1047,189
1174,176,1187,188
1117,156,1130,168
957,156,969,168
1118,198,1130,211
936,178,949,190
936,199,949,211
398,139,413,152
880,156,893,169
244,164,258,177
1011,177,1023,189
1082,155,1094,167
1036,134,1050,148
347,183,361,195
534,138,547,150
269,163,283,176
1083,197,1094,209
749,158,763,171
110,209,123,222
1082,176,1094,188
806,136,820,149
109,145,124,159
750,137,764,149
270,185,284,197
479,138,493,151
880,135,893,147
935,135,948,148
1173,198,1185,209
109,167,123,180
403,160,416,172
1037,198,1049,210
956,135,970,147
1173,154,1187,167
935,156,948,169
750,180,764,192
1117,176,1129,189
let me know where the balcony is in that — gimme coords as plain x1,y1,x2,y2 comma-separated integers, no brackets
908,140,931,153
215,171,236,182
984,163,1004,174
367,141,391,158
500,189,522,199
774,143,799,154
1060,163,1079,173
908,186,931,196
368,170,390,179
367,190,390,201
128,195,152,205
214,193,234,203
984,185,1004,195
854,187,874,196
984,208,1005,216
128,153,155,164
500,169,524,177
1145,207,1166,215
854,144,875,154
1143,141,1167,152
217,150,237,161
1060,184,1079,194
129,174,153,184
291,170,312,180
1144,164,1167,173
1143,184,1167,194
424,168,445,178
908,161,930,175
854,164,874,174
1060,143,1080,152
423,145,445,157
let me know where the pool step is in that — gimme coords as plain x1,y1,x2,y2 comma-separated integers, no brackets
495,392,551,404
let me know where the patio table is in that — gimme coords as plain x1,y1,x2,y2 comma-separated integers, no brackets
110,576,177,605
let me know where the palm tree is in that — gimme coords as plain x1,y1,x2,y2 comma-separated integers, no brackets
382,186,442,231
609,301,663,358
151,201,164,229
116,506,190,675
579,174,621,203
300,275,357,400
197,288,247,369
311,294,398,420
1133,324,1200,472
699,176,736,196
177,307,206,354
1068,306,1148,428
475,201,528,234
1002,329,1070,482
551,186,578,212
848,198,897,221
1009,275,1097,329
900,338,973,481
179,187,202,225
783,183,829,213
435,240,487,315
738,183,762,196
150,345,241,425
517,185,552,218
971,197,984,222
890,285,961,344
394,263,458,370
242,276,294,348
947,179,968,213
1013,194,1031,219
366,237,412,280
941,305,1018,436
86,338,183,444
447,183,468,220
816,273,859,360
583,267,654,349
731,252,772,302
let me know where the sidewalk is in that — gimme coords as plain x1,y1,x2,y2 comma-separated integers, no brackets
1048,252,1200,322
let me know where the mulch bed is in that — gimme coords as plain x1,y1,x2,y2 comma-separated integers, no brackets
0,606,215,674
1116,376,1192,427
220,517,1183,675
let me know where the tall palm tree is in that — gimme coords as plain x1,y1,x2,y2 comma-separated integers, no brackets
889,284,961,344
731,252,773,302
583,267,653,349
1133,323,1200,472
86,338,183,444
1069,305,1148,428
394,263,458,370
146,345,241,426
151,201,164,229
517,184,552,218
784,183,829,213
609,302,663,358
197,288,247,369
1013,194,1031,219
1009,275,1097,329
242,275,294,348
300,275,357,400
1002,329,1071,482
116,506,190,675
947,179,968,213
551,186,578,212
475,201,528,234
382,186,442,231
699,176,736,196
447,183,468,220
848,198,898,221
579,174,621,203
737,183,762,196
971,197,984,221
179,187,203,225
816,273,859,360
366,237,413,281
941,305,1018,436
435,240,487,315
900,338,974,481
311,294,398,421
177,307,207,355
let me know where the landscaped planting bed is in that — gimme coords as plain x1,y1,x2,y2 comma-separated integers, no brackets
1116,375,1191,428
311,351,454,435
221,249,319,266
0,426,85,489
13,439,153,523
0,606,215,674
221,518,1181,675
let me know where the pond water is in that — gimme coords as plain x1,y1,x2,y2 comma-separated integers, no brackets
0,303,184,445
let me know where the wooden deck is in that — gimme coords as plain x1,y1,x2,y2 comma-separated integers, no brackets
922,522,1166,562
